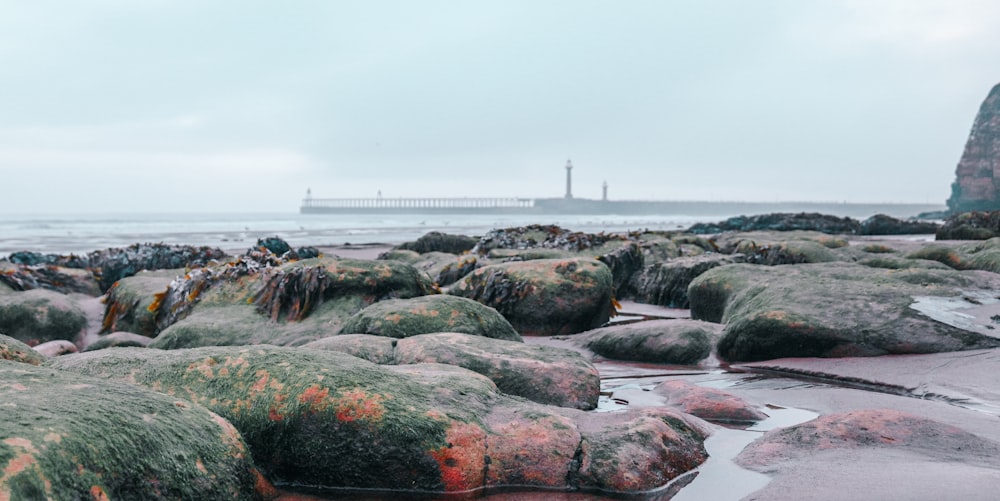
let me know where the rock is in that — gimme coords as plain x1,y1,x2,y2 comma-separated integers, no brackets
946,82,1000,213
936,211,1000,240
408,252,479,287
713,231,849,254
0,261,101,296
0,362,263,500
596,240,644,298
302,334,398,364
0,289,88,345
688,262,1000,362
339,295,521,341
396,231,478,255
652,380,767,424
376,249,421,263
737,409,1000,468
82,331,154,351
0,332,45,364
688,213,860,235
9,243,227,293
858,214,940,235
904,239,1000,273
449,258,615,336
395,332,599,409
32,340,78,357
471,225,630,255
50,346,708,496
572,320,720,365
100,269,180,337
859,255,952,271
305,332,599,409
627,254,741,308
635,233,681,263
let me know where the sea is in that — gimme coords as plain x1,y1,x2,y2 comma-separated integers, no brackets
0,203,944,257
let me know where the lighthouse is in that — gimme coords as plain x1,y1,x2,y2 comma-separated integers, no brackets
564,159,573,199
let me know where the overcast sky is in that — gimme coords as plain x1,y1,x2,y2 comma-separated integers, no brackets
2,0,999,214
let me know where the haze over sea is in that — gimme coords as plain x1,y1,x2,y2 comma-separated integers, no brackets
1,203,943,256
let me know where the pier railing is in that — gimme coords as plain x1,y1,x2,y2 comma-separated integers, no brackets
302,197,535,209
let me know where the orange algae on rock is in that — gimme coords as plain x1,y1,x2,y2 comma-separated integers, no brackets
428,421,488,492
334,388,387,423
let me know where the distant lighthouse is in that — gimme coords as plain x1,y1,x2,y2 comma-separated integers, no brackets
564,159,573,199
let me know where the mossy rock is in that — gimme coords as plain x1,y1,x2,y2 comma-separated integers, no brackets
151,297,360,349
101,269,181,337
0,262,101,296
396,332,599,409
82,331,154,352
573,319,720,365
305,333,598,409
340,295,521,341
859,256,952,271
486,248,574,261
905,245,967,269
0,361,262,500
50,346,707,495
376,249,421,263
301,334,398,364
636,235,681,263
449,258,615,336
689,262,1000,362
735,239,838,265
396,231,478,255
0,289,87,345
0,333,45,364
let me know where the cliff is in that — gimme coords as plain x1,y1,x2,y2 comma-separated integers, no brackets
947,83,1000,213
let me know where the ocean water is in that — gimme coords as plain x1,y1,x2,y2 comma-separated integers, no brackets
0,212,719,256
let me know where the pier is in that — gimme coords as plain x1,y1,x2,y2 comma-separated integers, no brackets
300,196,535,214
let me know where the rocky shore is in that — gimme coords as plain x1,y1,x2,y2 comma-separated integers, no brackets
3,212,1000,499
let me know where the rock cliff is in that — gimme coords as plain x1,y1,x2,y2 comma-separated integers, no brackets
947,83,1000,212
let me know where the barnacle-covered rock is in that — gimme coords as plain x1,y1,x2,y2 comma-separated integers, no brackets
471,225,631,256
449,258,615,336
627,254,741,308
0,261,100,296
340,295,520,341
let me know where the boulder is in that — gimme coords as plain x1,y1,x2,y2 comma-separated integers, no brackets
0,262,100,296
471,225,633,256
652,380,766,424
572,320,720,365
408,252,479,287
737,409,1000,468
83,331,154,352
50,346,708,496
340,295,521,341
395,332,598,409
688,213,860,235
305,332,599,409
396,231,478,255
596,240,644,298
0,289,88,345
936,211,1000,240
627,254,741,308
0,333,45,364
635,233,681,263
0,362,263,500
449,258,614,336
688,262,1000,362
100,269,180,337
9,243,227,292
858,214,940,235
32,340,78,357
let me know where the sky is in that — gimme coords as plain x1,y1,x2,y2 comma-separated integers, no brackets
2,0,999,214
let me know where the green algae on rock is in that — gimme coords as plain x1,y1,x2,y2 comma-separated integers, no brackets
0,361,263,500
50,346,708,496
0,333,45,364
449,258,615,336
689,262,1000,362
573,319,720,365
0,289,88,345
340,295,521,341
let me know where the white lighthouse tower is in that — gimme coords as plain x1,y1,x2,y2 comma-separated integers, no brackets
564,159,573,199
